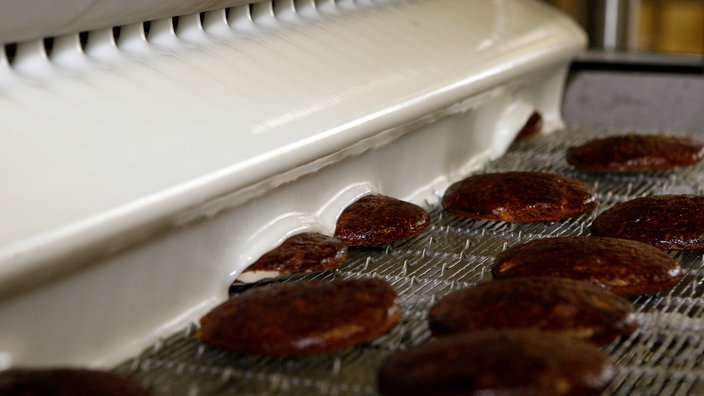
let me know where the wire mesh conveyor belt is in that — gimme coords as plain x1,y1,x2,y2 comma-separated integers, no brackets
113,126,704,395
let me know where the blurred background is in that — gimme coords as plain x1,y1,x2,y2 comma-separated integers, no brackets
544,0,703,54
541,0,703,136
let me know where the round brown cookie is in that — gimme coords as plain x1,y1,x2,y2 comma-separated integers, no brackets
334,194,430,246
492,236,681,296
515,111,543,140
567,134,704,172
441,171,597,223
377,330,616,396
591,195,704,250
428,277,636,345
237,233,348,283
0,368,150,395
199,278,400,356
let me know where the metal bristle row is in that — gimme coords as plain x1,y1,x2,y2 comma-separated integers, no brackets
114,126,704,395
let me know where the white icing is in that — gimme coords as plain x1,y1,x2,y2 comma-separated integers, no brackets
236,271,282,284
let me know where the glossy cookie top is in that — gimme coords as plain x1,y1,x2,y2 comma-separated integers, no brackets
591,194,704,250
199,278,400,356
429,276,637,345
514,111,543,140
567,134,704,172
442,171,597,223
334,194,430,246
377,330,616,396
238,233,347,283
492,236,681,296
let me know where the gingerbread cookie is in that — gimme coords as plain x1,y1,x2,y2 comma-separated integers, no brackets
442,171,597,223
492,236,681,296
199,278,400,355
334,194,430,246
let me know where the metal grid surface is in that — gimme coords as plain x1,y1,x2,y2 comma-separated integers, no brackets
114,126,704,395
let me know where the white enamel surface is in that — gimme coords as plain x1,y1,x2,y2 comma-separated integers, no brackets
0,0,256,45
0,0,584,366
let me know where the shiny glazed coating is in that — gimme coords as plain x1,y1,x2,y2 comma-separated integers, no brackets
334,194,430,246
199,279,400,356
441,171,598,223
0,368,150,395
591,195,704,250
377,330,617,396
567,134,704,171
514,111,543,140
239,233,347,279
492,236,681,296
429,277,637,345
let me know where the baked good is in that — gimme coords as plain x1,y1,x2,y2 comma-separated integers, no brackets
199,278,400,355
492,236,681,296
377,330,616,396
428,277,636,345
441,171,597,223
0,368,149,395
334,194,430,246
567,134,704,171
515,111,543,140
591,194,704,250
236,233,347,283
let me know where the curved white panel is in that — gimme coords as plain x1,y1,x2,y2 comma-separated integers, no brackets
0,0,585,366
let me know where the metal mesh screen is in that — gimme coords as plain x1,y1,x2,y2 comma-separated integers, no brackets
114,126,704,395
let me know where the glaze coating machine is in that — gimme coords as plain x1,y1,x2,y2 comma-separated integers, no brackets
1,0,704,395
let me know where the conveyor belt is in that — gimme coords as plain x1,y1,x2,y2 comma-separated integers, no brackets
114,125,704,395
